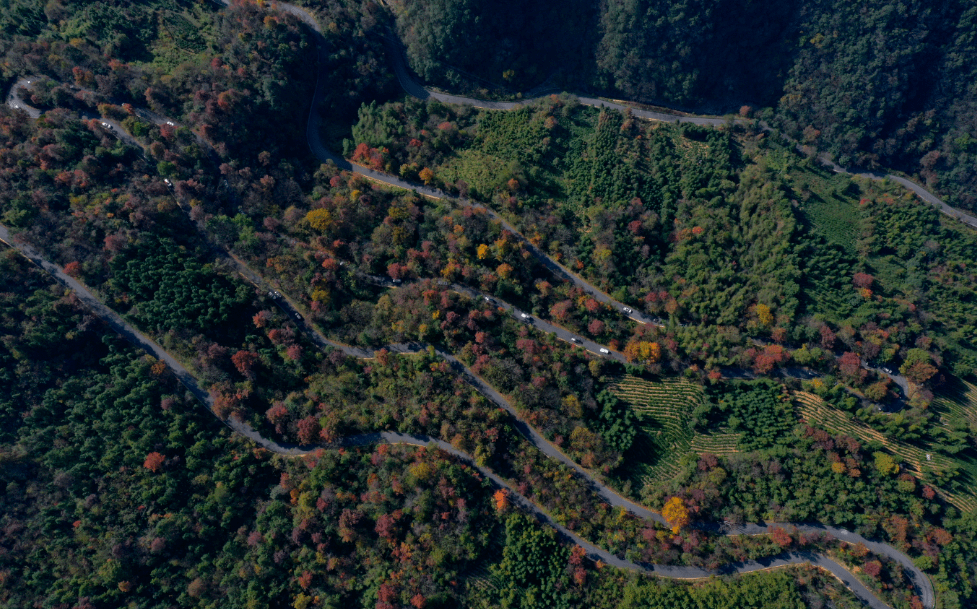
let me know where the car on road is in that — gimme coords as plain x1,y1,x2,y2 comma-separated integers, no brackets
101,121,113,129
881,366,895,375
569,337,580,344
163,178,173,188
598,348,610,354
622,307,633,314
166,121,175,126
294,312,301,320
519,313,530,320
483,296,492,303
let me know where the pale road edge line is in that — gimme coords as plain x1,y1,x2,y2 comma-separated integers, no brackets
2,3,940,604
0,222,930,609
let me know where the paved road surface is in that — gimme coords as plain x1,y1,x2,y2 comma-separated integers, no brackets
1,2,940,604
382,27,977,230
0,226,930,604
5,77,40,118
0,220,934,609
0,73,940,404
0,224,311,456
8,77,927,601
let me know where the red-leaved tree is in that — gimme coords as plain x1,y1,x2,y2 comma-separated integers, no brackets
853,272,874,289
231,350,258,380
143,452,165,472
838,352,863,382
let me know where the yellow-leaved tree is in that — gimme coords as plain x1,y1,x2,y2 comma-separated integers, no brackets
623,340,662,364
756,303,774,326
662,496,689,533
304,209,332,233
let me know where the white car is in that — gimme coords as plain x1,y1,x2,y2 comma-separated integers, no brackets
163,178,173,188
520,313,530,320
101,121,112,129
599,348,610,354
166,121,175,126
569,338,580,344
622,307,633,314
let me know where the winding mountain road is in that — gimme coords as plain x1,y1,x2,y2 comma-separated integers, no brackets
1,2,941,606
379,23,977,231
0,219,933,609
5,77,40,119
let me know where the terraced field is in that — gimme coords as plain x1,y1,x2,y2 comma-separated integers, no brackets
931,380,977,513
933,379,977,427
689,431,742,455
795,391,977,513
607,376,740,488
462,532,505,594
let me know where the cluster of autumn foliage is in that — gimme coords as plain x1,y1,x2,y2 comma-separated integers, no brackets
349,98,977,407
3,0,977,606
0,250,937,609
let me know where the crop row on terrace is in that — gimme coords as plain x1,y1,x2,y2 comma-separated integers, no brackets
933,380,977,428
930,380,977,513
607,376,739,488
606,375,977,514
794,391,977,513
794,392,942,472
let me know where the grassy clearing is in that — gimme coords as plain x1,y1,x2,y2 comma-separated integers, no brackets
437,149,520,199
147,6,216,73
790,164,864,253
606,376,740,490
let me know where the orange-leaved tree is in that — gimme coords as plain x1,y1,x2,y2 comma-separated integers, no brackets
493,489,510,513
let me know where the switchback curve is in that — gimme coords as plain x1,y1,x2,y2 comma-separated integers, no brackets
0,221,933,609
2,3,939,606
375,16,977,231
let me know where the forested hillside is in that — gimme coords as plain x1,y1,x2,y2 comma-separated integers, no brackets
351,97,977,383
390,0,977,212
4,0,977,607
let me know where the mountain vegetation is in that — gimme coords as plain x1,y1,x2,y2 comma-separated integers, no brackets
390,0,977,213
3,0,977,607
